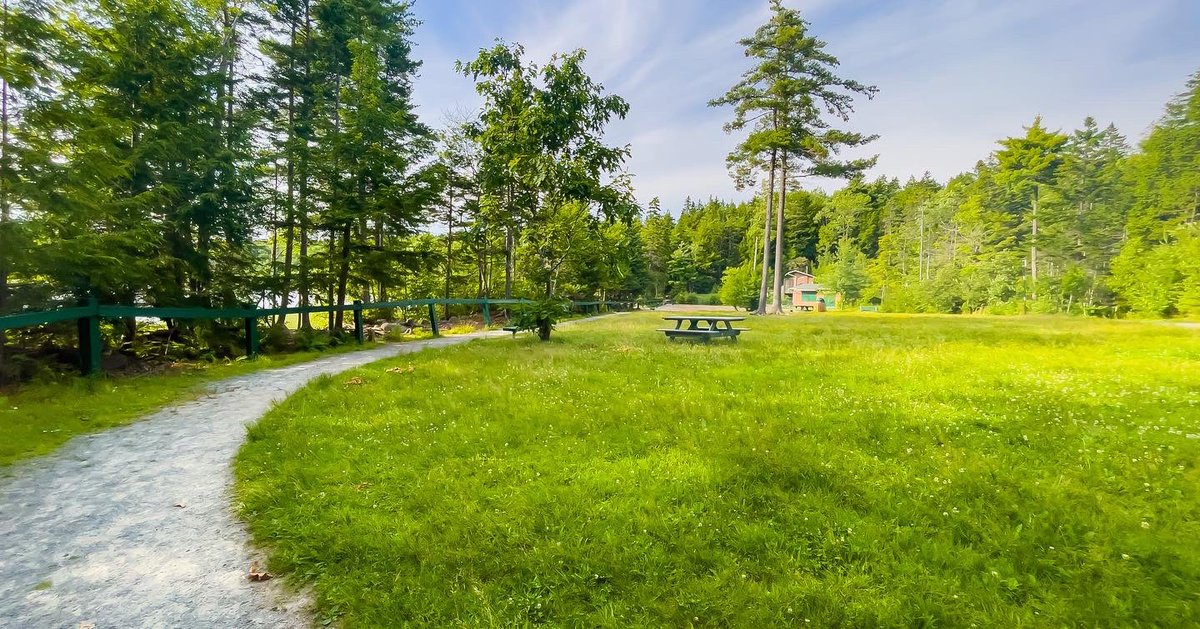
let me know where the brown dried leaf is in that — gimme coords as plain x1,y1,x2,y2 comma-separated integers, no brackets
344,376,365,386
248,562,273,582
173,502,186,508
79,623,96,629
385,365,415,374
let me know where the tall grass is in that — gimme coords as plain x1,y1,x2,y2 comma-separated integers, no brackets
235,313,1200,627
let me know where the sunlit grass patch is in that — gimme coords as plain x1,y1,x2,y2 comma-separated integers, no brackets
235,312,1200,627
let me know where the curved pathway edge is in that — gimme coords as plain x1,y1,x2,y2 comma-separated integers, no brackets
0,320,620,627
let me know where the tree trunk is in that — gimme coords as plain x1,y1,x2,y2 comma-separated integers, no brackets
279,19,298,322
504,225,515,299
755,150,777,315
476,247,487,298
270,162,279,282
335,223,350,330
327,227,336,332
751,235,759,276
296,1,313,330
917,204,925,282
327,62,342,334
444,198,453,319
0,0,10,368
298,216,309,328
1031,185,1039,301
769,156,787,314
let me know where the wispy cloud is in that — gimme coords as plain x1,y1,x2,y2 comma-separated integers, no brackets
411,0,1200,213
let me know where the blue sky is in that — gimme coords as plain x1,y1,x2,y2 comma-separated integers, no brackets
407,0,1200,213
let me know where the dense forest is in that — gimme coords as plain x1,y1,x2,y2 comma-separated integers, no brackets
1,0,1197,370
0,0,638,330
655,76,1200,318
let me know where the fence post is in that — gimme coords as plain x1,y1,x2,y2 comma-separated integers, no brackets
244,306,259,358
77,297,101,376
482,299,492,326
353,300,365,344
428,302,440,337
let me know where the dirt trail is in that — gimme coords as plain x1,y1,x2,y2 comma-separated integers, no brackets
0,330,520,627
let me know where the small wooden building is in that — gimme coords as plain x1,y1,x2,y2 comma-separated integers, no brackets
783,270,832,310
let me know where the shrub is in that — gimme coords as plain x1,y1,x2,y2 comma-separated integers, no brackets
259,322,294,353
512,298,570,341
294,327,332,352
718,265,758,310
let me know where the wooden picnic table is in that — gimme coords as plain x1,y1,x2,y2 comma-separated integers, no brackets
658,315,748,342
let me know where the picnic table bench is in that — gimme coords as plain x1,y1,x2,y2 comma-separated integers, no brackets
657,315,748,342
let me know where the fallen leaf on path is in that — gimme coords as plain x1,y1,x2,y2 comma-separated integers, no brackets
174,502,186,508
79,623,95,629
248,562,273,582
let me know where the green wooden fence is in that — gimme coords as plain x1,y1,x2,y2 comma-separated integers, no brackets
0,297,638,375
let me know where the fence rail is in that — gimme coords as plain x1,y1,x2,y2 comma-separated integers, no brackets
0,297,639,375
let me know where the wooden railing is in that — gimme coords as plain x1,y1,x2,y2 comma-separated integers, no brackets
0,298,639,375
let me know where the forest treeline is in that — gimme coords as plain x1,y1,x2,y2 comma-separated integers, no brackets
1,0,1197,357
658,74,1200,318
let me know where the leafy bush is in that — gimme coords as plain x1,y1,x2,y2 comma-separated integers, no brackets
718,265,758,309
259,322,294,353
294,327,332,352
673,292,720,306
195,323,245,359
512,298,570,341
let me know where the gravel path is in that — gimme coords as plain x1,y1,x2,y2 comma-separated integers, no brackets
0,330,517,628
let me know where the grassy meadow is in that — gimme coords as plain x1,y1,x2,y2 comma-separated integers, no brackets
234,312,1200,627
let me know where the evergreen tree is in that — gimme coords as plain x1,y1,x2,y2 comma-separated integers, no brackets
992,117,1068,301
712,0,876,314
641,199,676,298
1110,71,1200,316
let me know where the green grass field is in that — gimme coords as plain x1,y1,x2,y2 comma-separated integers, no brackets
234,313,1199,627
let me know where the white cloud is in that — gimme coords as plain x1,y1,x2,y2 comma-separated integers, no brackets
411,0,1200,213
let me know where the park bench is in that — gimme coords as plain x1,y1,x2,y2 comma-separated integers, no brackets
658,315,747,342
502,325,523,336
